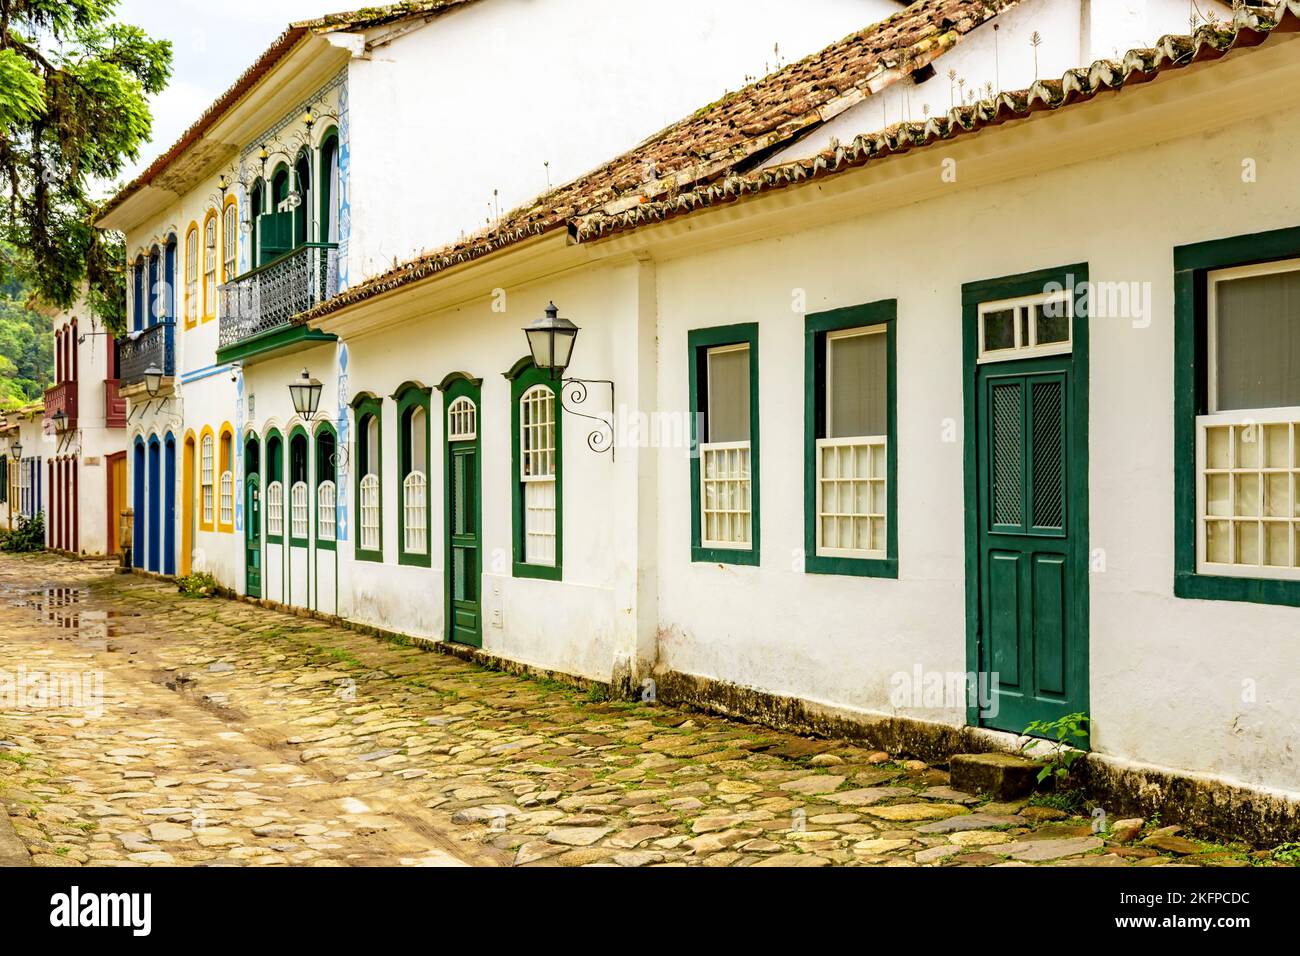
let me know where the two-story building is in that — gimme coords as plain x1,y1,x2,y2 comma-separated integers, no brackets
40,300,129,557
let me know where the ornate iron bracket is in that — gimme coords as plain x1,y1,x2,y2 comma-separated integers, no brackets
559,378,615,461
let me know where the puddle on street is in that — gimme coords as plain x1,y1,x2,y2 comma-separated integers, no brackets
5,587,138,649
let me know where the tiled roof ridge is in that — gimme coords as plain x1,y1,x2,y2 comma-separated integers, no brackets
575,0,1300,242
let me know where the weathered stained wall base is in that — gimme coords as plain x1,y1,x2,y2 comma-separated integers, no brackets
1082,754,1300,849
651,666,1300,848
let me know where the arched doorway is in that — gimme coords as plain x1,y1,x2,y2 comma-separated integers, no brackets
181,434,195,575
163,434,176,575
147,436,161,572
132,439,145,568
244,434,262,598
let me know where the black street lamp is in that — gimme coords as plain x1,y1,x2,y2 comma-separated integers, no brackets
521,301,614,459
523,302,580,380
9,441,21,461
289,368,323,422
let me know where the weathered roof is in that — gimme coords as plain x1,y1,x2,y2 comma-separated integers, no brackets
298,0,1019,321
97,1,477,223
578,1,1300,242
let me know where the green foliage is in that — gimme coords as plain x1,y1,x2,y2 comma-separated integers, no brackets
0,248,54,408
1022,712,1090,786
1273,842,1300,865
176,571,218,597
0,511,45,552
0,0,172,331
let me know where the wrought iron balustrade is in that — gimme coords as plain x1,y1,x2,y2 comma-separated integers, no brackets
218,242,340,347
119,321,175,387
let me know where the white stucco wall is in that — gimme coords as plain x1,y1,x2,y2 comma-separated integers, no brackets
650,92,1300,794
344,0,899,280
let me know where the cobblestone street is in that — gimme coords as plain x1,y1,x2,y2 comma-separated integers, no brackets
0,553,1278,868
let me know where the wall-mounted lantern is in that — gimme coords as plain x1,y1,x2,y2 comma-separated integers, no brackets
10,441,21,460
144,364,164,398
289,368,323,422
521,301,615,459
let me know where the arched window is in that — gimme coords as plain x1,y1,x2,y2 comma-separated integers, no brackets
315,425,337,544
294,149,311,247
249,179,263,266
396,385,430,563
164,235,177,322
354,396,382,560
519,382,558,568
222,198,238,282
217,425,233,531
184,223,199,328
320,131,340,244
289,429,309,545
447,396,476,441
200,430,215,530
202,211,218,320
147,245,160,326
265,430,283,540
132,255,145,331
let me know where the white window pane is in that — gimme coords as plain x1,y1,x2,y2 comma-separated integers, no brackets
699,442,751,548
1215,267,1300,411
828,327,886,438
524,478,556,565
707,345,749,443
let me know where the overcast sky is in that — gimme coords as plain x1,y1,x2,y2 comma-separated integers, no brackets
115,0,333,185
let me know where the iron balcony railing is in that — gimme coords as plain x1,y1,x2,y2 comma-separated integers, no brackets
218,242,340,348
119,321,175,388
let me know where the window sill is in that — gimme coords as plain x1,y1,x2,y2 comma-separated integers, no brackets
289,536,309,549
355,549,384,563
1175,570,1300,608
691,546,759,567
514,561,561,581
806,555,898,579
316,539,336,552
399,551,431,568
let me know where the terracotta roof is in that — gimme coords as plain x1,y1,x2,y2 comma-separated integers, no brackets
297,0,1018,320
578,1,1300,242
96,1,478,223
298,0,1299,325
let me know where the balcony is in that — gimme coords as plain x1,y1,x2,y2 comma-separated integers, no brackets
216,242,339,365
119,321,176,394
104,379,126,428
43,380,78,431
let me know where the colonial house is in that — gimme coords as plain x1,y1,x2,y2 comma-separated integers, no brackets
95,0,1300,841
40,301,129,557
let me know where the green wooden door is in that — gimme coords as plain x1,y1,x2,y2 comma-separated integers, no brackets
259,170,293,265
975,357,1086,730
447,442,481,646
245,473,262,598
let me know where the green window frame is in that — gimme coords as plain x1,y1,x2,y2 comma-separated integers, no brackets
804,300,898,578
0,456,7,503
287,425,310,548
264,429,283,545
1174,224,1300,607
394,382,432,567
353,393,384,563
507,359,563,580
688,323,760,565
314,421,337,552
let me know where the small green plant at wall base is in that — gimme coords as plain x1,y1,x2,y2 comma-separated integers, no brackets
1274,843,1300,865
1022,712,1090,785
0,512,44,553
177,572,219,598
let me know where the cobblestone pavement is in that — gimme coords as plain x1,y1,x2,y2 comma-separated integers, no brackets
0,553,1286,868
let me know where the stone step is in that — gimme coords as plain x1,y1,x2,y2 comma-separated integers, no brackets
949,752,1042,800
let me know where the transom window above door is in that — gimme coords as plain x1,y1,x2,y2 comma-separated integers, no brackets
978,289,1072,362
1196,257,1300,580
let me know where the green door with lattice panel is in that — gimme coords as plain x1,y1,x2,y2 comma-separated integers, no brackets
976,359,1085,730
444,382,482,648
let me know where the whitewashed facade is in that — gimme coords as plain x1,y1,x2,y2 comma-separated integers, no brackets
94,0,1300,833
